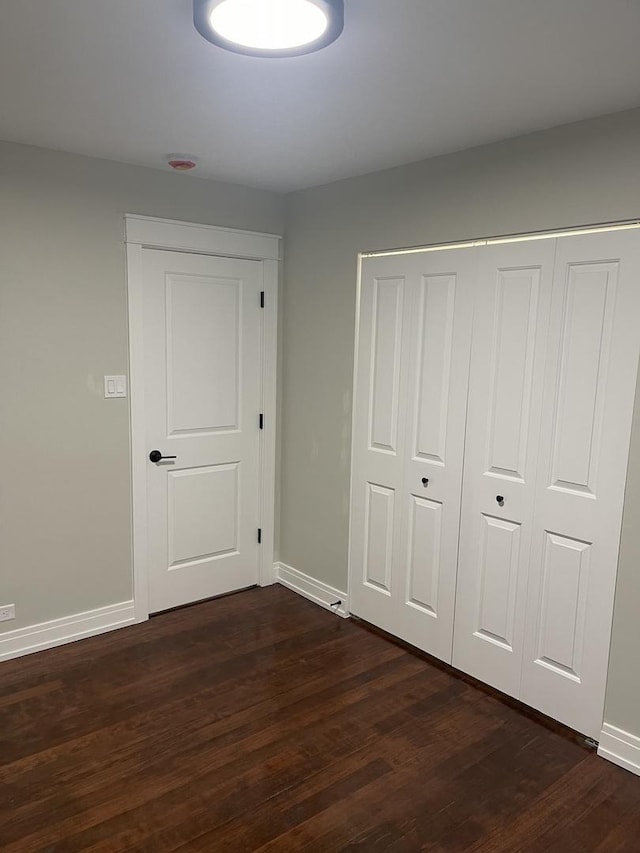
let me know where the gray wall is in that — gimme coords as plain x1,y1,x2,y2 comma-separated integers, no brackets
0,141,284,632
281,108,640,736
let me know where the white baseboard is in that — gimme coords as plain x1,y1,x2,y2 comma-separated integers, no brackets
598,723,640,776
0,600,136,663
275,562,349,618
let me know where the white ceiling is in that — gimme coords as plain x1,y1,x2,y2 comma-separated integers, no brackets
1,0,640,192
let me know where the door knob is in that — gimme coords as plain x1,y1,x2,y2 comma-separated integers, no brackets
149,450,177,463
496,495,504,506
421,477,429,487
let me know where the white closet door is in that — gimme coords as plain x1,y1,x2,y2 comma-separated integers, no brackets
350,254,408,642
349,250,473,662
520,230,640,738
453,241,556,694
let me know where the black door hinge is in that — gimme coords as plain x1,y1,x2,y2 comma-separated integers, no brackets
259,413,264,430
260,291,265,308
257,528,262,544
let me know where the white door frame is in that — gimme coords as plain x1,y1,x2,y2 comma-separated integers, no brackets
125,215,281,622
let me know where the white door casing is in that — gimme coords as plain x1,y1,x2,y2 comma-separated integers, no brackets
520,230,640,738
349,249,474,662
126,216,279,620
453,240,556,696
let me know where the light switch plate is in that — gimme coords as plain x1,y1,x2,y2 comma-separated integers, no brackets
104,375,127,398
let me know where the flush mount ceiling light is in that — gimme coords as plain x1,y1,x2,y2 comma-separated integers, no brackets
193,0,344,57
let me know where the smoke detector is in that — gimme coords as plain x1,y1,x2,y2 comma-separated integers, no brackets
167,156,197,171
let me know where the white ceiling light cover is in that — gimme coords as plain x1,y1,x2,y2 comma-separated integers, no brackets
211,0,327,49
193,0,344,57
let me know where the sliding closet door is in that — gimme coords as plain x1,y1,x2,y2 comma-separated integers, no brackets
520,230,640,738
349,250,473,662
453,241,556,695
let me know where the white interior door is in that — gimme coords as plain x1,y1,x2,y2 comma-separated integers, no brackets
349,249,473,663
520,230,640,738
142,248,263,613
453,241,556,695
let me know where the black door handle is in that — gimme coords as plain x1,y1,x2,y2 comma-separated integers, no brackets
496,495,504,506
149,450,177,463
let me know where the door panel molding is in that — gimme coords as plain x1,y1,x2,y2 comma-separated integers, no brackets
368,277,403,454
413,273,456,465
484,267,541,482
126,216,280,621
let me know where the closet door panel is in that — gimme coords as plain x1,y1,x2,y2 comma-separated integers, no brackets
484,267,541,481
349,250,473,663
412,272,456,465
368,277,404,455
397,252,474,661
474,513,521,651
521,231,640,738
349,258,410,635
406,494,442,614
363,483,395,593
453,242,556,695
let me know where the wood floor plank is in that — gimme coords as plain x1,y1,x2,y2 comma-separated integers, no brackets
181,693,499,851
19,657,447,850
2,633,403,844
0,585,639,852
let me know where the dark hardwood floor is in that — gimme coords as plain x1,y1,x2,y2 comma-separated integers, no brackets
1,585,639,852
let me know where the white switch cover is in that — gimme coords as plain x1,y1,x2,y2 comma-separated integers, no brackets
104,375,127,398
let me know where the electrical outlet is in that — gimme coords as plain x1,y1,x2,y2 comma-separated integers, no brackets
0,604,15,622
